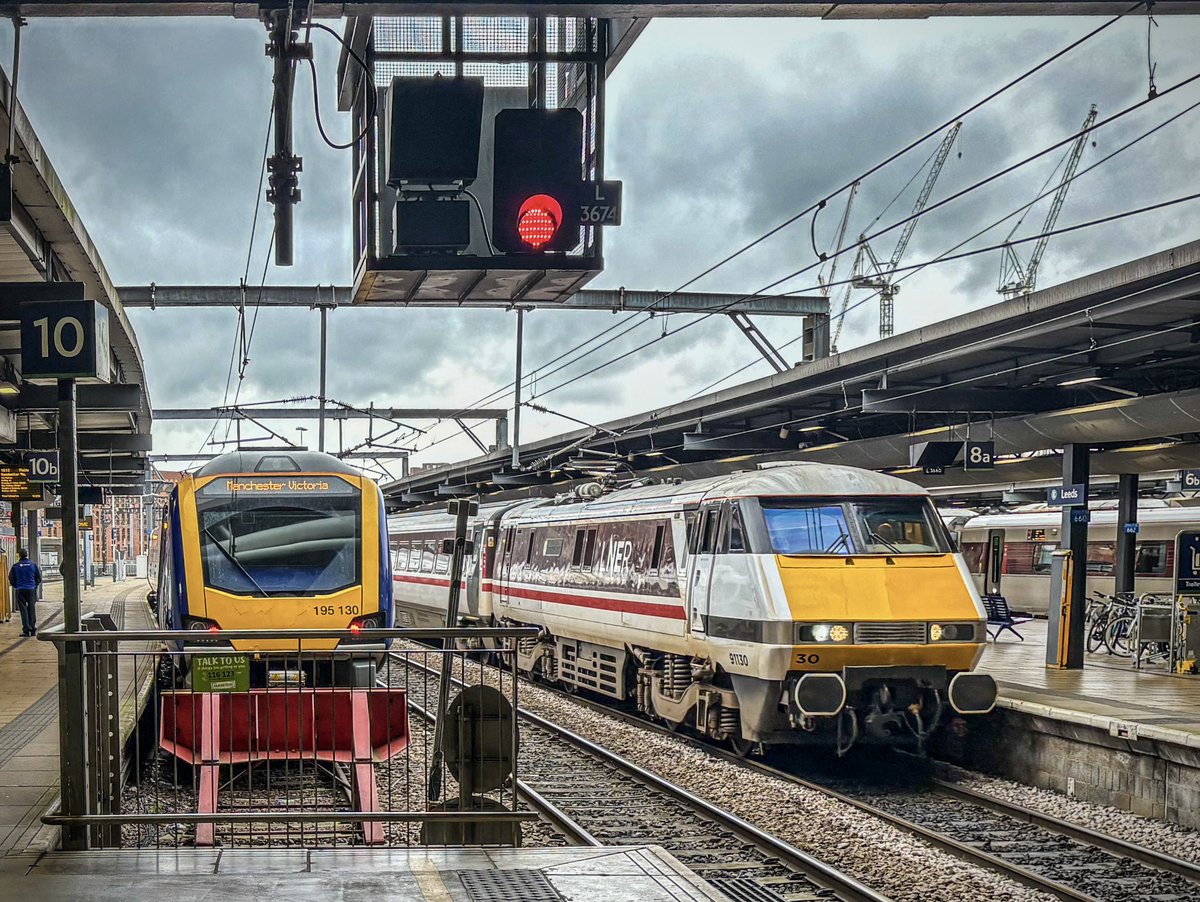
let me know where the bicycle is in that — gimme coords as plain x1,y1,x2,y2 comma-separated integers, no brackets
1086,591,1137,656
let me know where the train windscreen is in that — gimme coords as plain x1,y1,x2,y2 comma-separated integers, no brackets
762,497,951,555
195,476,362,596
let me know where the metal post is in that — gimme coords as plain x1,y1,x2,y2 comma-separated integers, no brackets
12,499,22,553
1115,473,1139,597
266,9,300,267
318,304,328,452
57,377,88,849
1056,442,1089,669
26,507,38,594
6,15,22,166
511,309,524,470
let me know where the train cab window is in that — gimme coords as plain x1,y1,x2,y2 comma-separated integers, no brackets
582,528,597,569
726,507,747,553
1135,541,1168,576
571,529,586,567
685,512,700,556
761,504,853,554
852,499,949,554
651,523,666,572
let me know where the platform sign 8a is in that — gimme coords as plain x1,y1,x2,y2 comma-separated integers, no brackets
19,300,111,383
963,440,994,471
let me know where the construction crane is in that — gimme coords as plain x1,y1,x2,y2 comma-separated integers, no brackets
821,181,859,354
998,104,1098,299
852,122,962,339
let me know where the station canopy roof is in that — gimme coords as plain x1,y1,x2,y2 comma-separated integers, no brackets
385,238,1200,508
0,65,151,497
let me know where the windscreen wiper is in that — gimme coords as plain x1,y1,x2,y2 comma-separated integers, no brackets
203,526,271,596
822,531,851,554
868,531,902,554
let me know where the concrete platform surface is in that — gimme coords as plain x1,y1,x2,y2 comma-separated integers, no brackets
0,846,725,901
0,580,153,853
981,618,1200,749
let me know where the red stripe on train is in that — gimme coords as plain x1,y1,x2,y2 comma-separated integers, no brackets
392,573,685,620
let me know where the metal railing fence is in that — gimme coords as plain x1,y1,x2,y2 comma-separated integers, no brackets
39,621,537,850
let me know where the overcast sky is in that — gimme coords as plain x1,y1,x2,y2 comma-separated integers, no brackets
4,11,1200,477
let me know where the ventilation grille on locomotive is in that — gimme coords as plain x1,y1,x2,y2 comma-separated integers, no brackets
854,622,926,644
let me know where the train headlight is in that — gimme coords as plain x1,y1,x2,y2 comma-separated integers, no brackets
929,622,976,642
795,623,853,644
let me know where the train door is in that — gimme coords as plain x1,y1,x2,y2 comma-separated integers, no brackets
687,502,722,634
984,529,1005,595
465,523,484,611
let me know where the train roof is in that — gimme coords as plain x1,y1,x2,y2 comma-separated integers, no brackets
193,450,365,479
512,463,928,524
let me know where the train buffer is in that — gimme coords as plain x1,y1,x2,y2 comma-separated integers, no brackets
159,688,410,846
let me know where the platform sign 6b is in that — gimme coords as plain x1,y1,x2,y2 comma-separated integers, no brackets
20,300,111,383
963,441,995,471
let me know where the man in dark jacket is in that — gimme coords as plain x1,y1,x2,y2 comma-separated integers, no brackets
10,549,42,637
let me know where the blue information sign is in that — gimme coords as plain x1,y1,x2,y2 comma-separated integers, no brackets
19,299,111,382
1070,508,1090,524
1183,470,1200,492
1123,522,1141,535
1176,530,1200,593
1047,483,1086,506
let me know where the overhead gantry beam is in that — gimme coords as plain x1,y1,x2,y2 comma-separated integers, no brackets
154,406,508,420
6,2,1197,17
118,285,829,317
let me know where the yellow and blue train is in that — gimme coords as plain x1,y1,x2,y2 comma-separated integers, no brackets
153,450,392,686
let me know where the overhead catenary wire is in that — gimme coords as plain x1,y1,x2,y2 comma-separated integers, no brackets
517,69,1200,408
400,10,1135,462
305,20,376,151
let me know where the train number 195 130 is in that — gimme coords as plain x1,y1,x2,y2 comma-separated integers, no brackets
313,604,360,616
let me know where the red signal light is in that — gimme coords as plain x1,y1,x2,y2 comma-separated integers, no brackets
517,194,563,249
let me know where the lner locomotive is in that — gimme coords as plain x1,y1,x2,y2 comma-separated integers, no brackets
153,450,392,687
390,463,996,753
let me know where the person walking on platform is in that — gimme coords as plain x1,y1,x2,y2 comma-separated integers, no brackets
10,549,42,637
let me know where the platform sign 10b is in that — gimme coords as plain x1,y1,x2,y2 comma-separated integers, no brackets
963,441,995,471
23,450,59,484
19,300,111,383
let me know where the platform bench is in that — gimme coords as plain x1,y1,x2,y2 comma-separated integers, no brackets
981,593,1031,642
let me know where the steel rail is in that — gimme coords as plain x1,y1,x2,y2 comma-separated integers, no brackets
403,694,602,848
929,777,1200,886
393,652,891,902
528,684,1096,902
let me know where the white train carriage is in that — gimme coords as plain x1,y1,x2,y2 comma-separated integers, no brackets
958,501,1193,615
390,463,997,753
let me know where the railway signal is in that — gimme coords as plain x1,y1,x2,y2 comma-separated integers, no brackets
492,108,584,253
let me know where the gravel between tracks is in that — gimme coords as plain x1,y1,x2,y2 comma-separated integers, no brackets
938,762,1200,865
417,649,1053,902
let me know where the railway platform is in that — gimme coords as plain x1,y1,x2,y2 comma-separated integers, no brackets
0,846,721,901
944,619,1200,828
0,579,152,855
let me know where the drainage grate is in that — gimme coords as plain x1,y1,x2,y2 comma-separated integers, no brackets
708,877,787,902
457,869,565,902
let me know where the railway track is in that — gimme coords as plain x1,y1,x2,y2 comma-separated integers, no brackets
388,651,891,902
403,648,1200,902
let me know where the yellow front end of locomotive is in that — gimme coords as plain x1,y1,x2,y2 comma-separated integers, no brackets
777,553,986,671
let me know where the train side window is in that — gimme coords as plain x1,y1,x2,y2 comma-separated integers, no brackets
583,528,597,569
651,523,666,572
727,507,747,553
422,541,435,573
525,531,535,566
543,537,564,557
435,537,451,574
1135,541,1168,576
685,512,699,555
395,543,408,571
571,529,585,567
700,510,720,555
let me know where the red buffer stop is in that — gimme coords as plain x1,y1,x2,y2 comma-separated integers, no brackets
517,194,563,249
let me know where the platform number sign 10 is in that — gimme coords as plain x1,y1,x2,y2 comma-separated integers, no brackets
963,440,995,471
19,300,111,383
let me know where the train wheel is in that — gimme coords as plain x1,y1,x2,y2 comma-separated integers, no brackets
727,735,757,758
